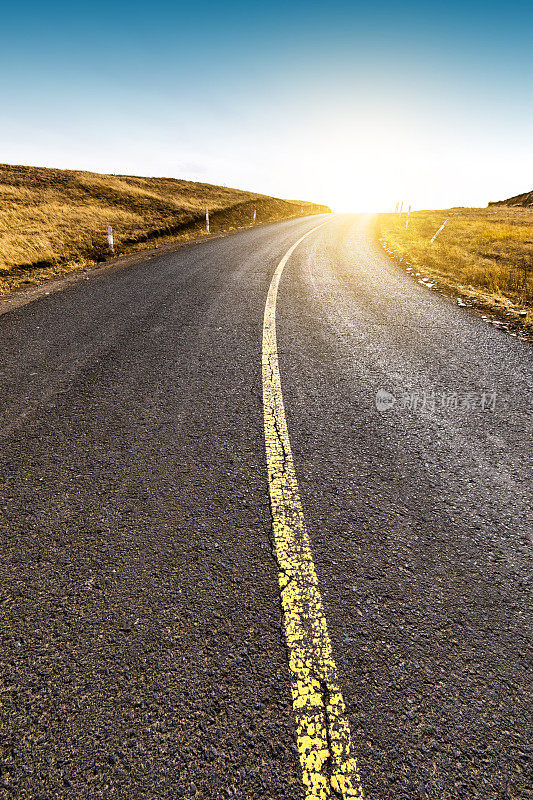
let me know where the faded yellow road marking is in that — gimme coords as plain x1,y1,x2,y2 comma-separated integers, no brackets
262,222,365,800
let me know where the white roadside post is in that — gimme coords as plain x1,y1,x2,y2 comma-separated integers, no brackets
206,208,210,234
405,205,411,229
430,218,449,244
253,208,257,224
107,225,114,253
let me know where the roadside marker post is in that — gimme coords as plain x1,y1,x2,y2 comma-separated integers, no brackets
253,208,257,224
430,218,449,244
107,225,114,253
206,208,210,234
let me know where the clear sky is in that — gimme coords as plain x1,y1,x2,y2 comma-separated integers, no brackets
2,0,532,211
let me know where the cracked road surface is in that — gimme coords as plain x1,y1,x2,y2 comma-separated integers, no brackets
0,214,531,799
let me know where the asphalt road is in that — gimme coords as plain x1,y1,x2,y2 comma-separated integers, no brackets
0,215,531,800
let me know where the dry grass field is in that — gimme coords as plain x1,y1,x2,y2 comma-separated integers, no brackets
378,206,533,336
0,163,329,295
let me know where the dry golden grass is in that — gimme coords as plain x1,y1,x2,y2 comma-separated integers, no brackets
0,163,329,295
378,207,533,332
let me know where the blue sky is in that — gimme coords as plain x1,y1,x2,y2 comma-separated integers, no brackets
2,0,532,210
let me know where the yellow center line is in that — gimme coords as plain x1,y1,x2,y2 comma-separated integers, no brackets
262,221,365,800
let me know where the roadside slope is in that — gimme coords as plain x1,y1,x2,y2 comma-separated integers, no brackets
489,189,533,208
0,163,329,294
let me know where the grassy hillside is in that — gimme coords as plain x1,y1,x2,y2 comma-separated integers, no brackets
378,206,532,338
0,163,330,295
489,190,533,208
